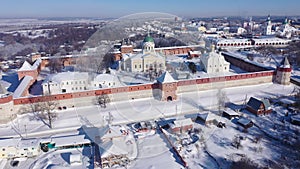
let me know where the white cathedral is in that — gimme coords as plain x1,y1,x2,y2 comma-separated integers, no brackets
121,34,166,72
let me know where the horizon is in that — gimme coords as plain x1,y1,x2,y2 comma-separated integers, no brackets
1,0,300,19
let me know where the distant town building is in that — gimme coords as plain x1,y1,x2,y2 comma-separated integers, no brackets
278,17,298,38
264,15,273,35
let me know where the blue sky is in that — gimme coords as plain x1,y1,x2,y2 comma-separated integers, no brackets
1,0,299,18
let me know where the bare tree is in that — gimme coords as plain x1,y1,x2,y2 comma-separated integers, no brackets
232,135,241,149
217,89,228,115
40,99,58,128
48,58,62,73
97,94,110,108
18,98,58,128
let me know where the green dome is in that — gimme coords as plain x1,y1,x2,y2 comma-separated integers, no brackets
143,35,154,43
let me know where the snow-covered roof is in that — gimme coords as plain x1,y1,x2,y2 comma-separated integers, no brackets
100,138,128,158
237,117,252,126
18,59,41,72
247,97,271,111
0,138,39,149
197,111,219,122
157,71,176,83
70,153,82,164
13,75,33,98
0,80,11,90
49,135,90,148
172,118,193,128
122,53,132,61
0,138,20,147
18,61,33,71
189,51,201,55
253,37,290,43
0,80,8,95
279,98,295,105
280,57,290,68
291,114,300,123
130,52,164,60
44,72,89,84
99,125,125,140
32,58,42,69
93,74,117,82
217,38,251,44
223,108,240,116
19,138,40,148
121,45,133,48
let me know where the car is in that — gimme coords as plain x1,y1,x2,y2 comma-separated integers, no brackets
10,160,19,167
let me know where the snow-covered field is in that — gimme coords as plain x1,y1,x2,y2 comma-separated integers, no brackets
0,83,295,138
0,82,298,168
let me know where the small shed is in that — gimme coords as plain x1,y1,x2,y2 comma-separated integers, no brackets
197,112,219,125
237,117,253,129
70,153,82,165
222,108,240,119
246,97,272,115
291,115,300,126
170,118,193,133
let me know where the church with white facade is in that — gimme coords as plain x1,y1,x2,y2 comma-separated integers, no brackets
122,34,166,72
200,46,230,74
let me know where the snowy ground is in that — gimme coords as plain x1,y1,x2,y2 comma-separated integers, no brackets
1,146,92,169
0,83,295,138
0,82,298,168
129,133,183,169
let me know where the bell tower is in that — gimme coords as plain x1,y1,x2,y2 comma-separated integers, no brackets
275,57,291,85
265,15,272,35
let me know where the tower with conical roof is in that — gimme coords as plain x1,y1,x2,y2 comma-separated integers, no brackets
275,57,291,85
156,71,177,101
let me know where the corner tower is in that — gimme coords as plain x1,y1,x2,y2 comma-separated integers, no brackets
275,57,291,85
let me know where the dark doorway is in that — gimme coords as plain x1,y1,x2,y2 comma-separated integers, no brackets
167,96,173,101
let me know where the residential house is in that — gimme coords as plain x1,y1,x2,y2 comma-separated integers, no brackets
246,97,272,115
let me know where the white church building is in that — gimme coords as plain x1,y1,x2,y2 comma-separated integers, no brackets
200,46,230,74
122,34,166,72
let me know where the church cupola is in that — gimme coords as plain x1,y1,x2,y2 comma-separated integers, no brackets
142,33,155,54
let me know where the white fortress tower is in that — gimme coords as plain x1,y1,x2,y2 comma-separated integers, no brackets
275,57,291,85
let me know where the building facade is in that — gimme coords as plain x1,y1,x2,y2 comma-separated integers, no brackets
122,34,166,72
200,46,230,74
42,72,89,95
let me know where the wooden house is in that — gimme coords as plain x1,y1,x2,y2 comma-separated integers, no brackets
246,97,272,115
